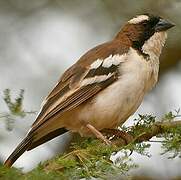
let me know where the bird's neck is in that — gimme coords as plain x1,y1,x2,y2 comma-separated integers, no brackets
141,31,168,60
114,31,133,46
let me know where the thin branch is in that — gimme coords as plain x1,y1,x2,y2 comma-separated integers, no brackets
111,120,181,146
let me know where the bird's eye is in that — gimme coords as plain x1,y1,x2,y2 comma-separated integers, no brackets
142,21,148,26
149,17,160,27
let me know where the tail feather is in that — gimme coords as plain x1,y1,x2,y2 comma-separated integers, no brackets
4,134,33,167
4,127,67,167
27,128,67,151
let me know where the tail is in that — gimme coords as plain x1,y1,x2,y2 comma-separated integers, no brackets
4,134,33,167
27,127,67,150
4,127,67,167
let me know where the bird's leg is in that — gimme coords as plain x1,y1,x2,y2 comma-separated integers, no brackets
102,129,133,144
86,124,111,145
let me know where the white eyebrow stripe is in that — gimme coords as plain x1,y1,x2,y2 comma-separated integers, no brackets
90,59,103,69
81,73,114,86
128,15,149,24
102,54,126,68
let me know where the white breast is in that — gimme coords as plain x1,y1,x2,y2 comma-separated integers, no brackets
77,48,159,133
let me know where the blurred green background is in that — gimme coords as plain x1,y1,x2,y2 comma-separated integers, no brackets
0,0,180,178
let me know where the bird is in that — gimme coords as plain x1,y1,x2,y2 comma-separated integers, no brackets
4,14,174,167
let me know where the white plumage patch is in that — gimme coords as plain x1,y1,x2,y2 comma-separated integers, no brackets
84,54,127,86
102,54,126,68
81,73,114,86
102,55,113,68
90,59,103,69
142,31,167,58
128,15,149,24
89,54,126,69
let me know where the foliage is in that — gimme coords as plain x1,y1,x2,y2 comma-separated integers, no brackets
40,139,137,179
1,90,181,179
0,164,23,180
0,89,36,131
159,110,181,159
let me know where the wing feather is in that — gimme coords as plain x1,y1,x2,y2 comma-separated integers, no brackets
31,75,117,132
31,41,128,132
31,85,102,132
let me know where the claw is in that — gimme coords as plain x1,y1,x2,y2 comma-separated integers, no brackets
101,129,134,144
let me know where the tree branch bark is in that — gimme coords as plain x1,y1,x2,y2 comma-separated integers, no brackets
110,120,181,146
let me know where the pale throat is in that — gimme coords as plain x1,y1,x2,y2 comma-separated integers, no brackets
142,31,167,59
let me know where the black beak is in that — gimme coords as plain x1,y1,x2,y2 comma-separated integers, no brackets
155,19,175,32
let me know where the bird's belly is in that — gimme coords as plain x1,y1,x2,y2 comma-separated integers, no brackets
79,77,145,131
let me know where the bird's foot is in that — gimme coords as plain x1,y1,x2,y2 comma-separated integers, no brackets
86,124,111,145
101,129,134,144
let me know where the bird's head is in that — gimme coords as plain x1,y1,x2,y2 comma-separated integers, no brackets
115,14,175,57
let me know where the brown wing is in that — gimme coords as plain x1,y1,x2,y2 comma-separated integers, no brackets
4,34,132,168
4,40,129,168
31,74,118,133
30,40,128,133
31,63,82,126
